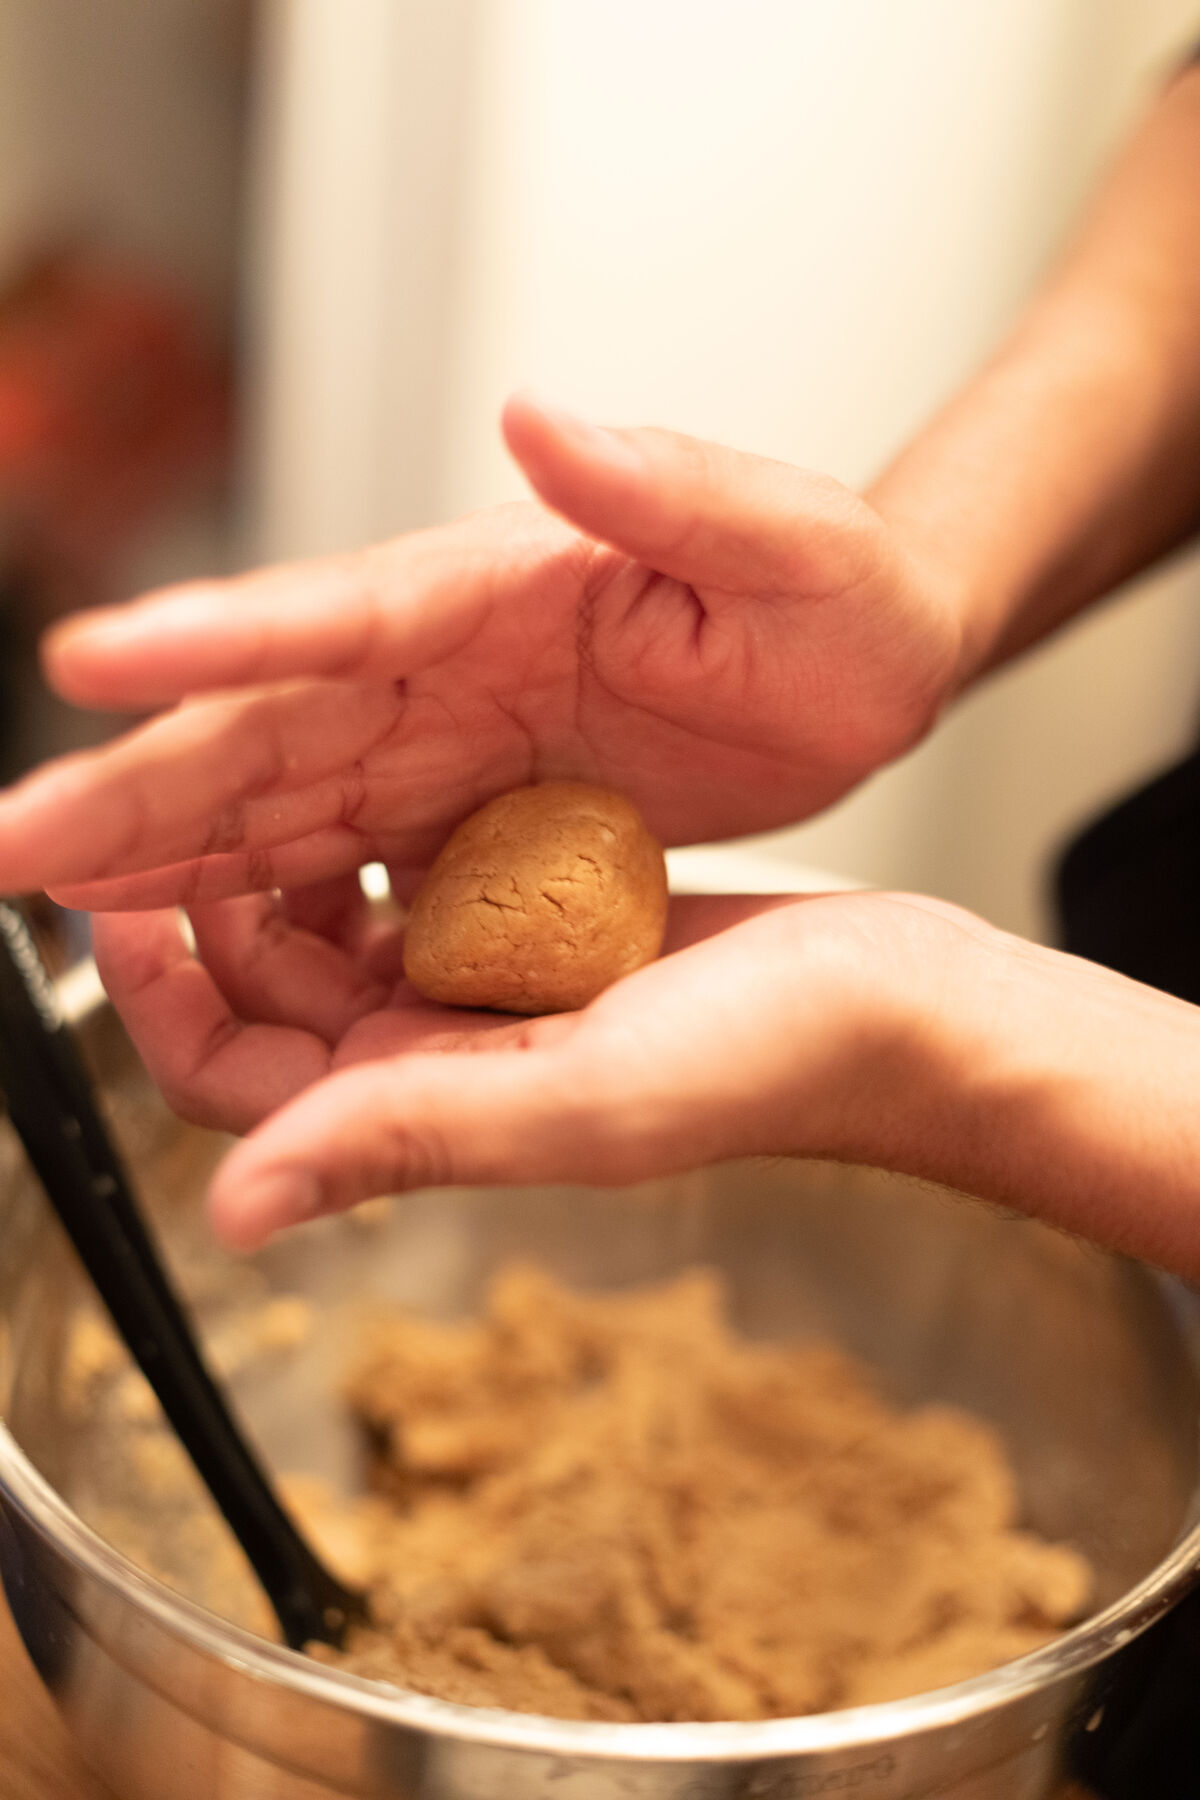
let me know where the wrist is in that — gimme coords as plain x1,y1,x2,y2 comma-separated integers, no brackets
852,900,1200,1278
758,893,984,1169
864,451,1021,694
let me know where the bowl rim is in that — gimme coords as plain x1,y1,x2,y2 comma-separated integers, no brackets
2,1412,1200,1764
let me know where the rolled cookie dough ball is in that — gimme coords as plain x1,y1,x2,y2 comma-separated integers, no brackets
403,783,669,1014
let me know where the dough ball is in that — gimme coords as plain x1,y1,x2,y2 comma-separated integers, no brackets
403,783,669,1015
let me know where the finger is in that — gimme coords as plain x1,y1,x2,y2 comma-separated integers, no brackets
207,901,797,1248
502,391,886,599
92,910,332,1134
282,871,410,980
659,891,799,953
360,924,409,985
48,826,372,910
207,1028,634,1250
43,506,579,709
187,895,389,1043
0,679,403,893
281,873,372,948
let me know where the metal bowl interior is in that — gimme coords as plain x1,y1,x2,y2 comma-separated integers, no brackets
1,997,1199,1800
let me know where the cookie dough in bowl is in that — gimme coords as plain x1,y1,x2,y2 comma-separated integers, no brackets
302,1265,1093,1723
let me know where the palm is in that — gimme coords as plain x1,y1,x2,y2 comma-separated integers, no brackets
113,883,945,1249
91,889,860,1242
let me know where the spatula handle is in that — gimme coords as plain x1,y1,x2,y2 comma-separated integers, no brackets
0,902,362,1649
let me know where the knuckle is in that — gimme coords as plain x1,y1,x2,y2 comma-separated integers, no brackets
158,1070,223,1131
536,1054,648,1185
640,426,711,491
374,1113,455,1194
200,802,248,856
244,905,291,966
635,429,712,560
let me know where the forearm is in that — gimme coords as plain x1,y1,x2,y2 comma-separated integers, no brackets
859,900,1200,1278
868,63,1200,686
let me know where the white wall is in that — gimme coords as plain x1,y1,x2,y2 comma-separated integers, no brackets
246,0,474,559
251,0,1200,940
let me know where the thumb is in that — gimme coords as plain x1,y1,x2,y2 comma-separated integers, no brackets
502,391,885,598
207,1043,680,1251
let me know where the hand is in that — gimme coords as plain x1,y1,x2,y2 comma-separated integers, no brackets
91,885,921,1248
94,876,1200,1279
0,397,961,908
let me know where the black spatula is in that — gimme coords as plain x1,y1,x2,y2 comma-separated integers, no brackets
0,900,366,1651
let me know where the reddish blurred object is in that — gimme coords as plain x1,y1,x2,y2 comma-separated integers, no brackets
0,250,232,612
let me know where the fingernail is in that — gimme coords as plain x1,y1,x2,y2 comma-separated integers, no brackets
44,612,119,654
45,614,152,673
238,1169,325,1245
48,589,217,653
518,392,644,474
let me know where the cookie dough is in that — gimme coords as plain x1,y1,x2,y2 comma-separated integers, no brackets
402,783,668,1014
302,1266,1091,1721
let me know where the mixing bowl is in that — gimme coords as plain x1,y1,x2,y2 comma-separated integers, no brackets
0,987,1198,1800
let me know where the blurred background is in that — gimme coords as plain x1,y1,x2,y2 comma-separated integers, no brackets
2,0,1200,946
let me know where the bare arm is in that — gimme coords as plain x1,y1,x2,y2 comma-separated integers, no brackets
870,63,1200,682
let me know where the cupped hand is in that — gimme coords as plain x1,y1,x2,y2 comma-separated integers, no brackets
0,397,960,909
90,883,940,1250
93,873,1200,1280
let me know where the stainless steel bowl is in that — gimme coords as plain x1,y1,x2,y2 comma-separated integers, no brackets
1,990,1199,1800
